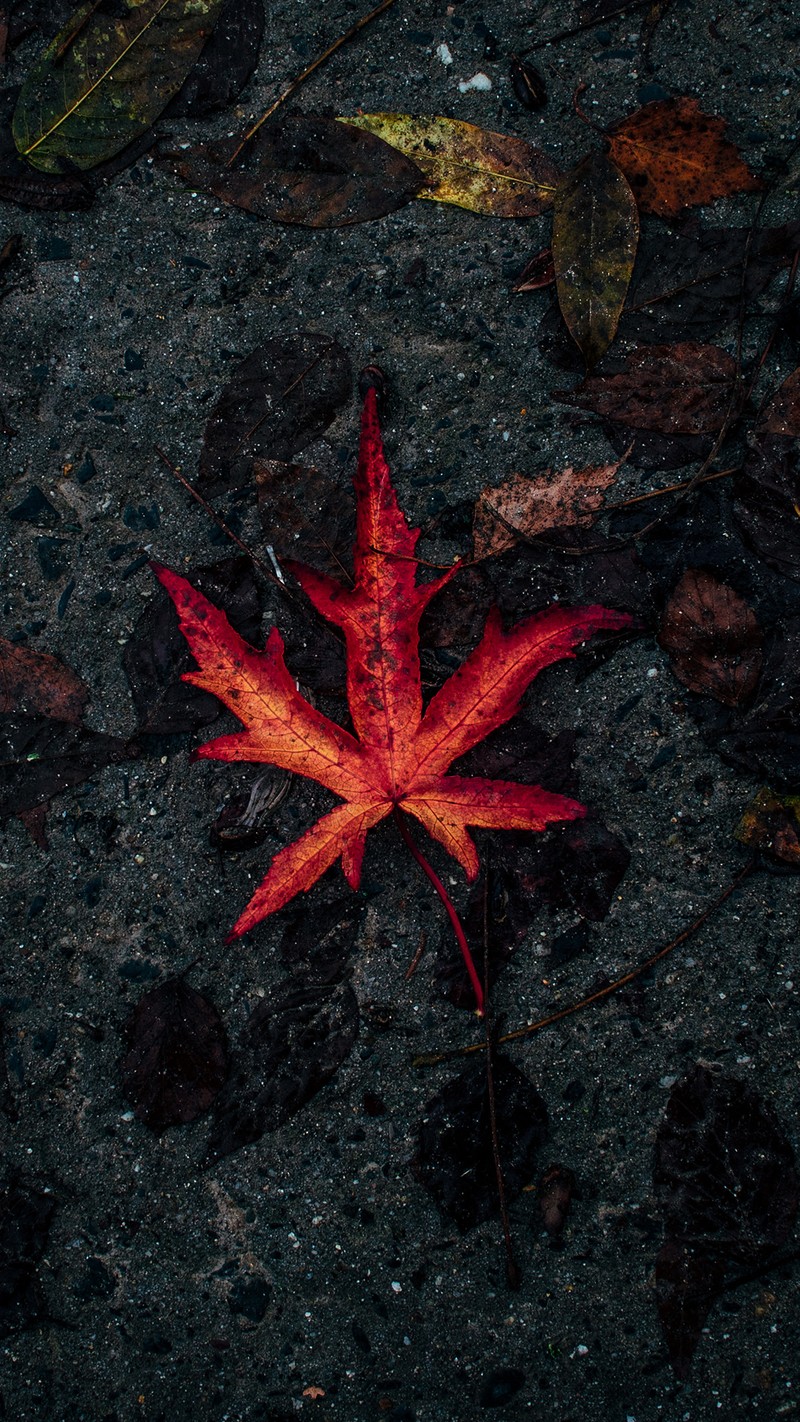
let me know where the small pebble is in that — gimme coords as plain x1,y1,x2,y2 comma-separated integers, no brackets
436,42,453,65
459,72,492,92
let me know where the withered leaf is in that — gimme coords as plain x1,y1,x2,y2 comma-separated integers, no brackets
342,113,559,217
658,569,762,707
121,978,229,1131
473,459,621,559
433,859,531,1010
210,769,290,852
412,1055,548,1231
734,436,800,583
518,813,630,922
163,115,424,227
0,82,94,209
555,342,738,435
198,332,351,494
654,1064,799,1376
513,245,555,293
758,367,800,436
204,970,359,1165
552,150,639,369
123,555,262,736
607,98,762,217
538,1163,575,1238
0,1176,55,1339
255,449,354,576
13,0,225,173
164,0,264,119
717,619,800,786
734,786,800,867
0,637,88,721
0,714,131,819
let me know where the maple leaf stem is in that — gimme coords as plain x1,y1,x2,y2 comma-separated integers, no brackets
392,808,485,1017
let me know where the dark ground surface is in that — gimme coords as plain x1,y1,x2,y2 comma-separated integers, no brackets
2,0,800,1419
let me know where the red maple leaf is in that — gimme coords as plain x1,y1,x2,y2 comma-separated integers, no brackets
154,389,631,1011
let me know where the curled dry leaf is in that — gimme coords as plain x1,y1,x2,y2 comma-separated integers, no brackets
473,459,622,559
555,342,738,435
734,786,800,867
513,246,555,292
121,978,229,1131
342,113,560,217
13,0,225,173
198,332,351,494
607,97,762,217
758,367,800,436
162,115,424,227
552,150,639,369
658,568,762,707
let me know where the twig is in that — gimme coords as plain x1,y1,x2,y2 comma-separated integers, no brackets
404,930,428,981
393,808,484,1016
413,858,756,1067
518,0,651,54
226,0,398,166
481,858,520,1289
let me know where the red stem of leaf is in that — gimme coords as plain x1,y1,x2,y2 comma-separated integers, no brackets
393,808,484,1017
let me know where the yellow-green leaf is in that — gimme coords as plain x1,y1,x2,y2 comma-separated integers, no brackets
552,150,639,369
13,0,225,174
340,114,559,217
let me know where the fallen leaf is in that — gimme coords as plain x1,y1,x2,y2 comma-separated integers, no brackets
198,332,351,494
518,812,631,922
121,978,229,1131
13,0,225,173
734,435,800,583
717,619,800,786
123,555,262,736
512,245,555,292
0,1176,55,1338
342,113,560,217
210,768,290,852
412,1055,548,1231
758,367,800,436
734,786,800,867
552,150,639,368
607,97,762,217
555,342,738,434
204,968,359,1165
156,389,632,999
255,448,354,575
509,55,547,111
162,114,424,226
164,0,264,119
654,1064,799,1376
473,459,621,559
433,858,532,1010
0,637,88,720
538,1163,575,1237
0,714,131,819
658,569,762,706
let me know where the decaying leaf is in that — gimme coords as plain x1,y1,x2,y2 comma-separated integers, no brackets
654,1064,799,1377
123,555,262,736
412,1055,548,1231
658,569,762,706
255,449,354,575
13,0,225,173
156,389,632,1005
204,967,359,1165
198,332,351,494
734,786,800,867
164,0,264,119
121,978,229,1131
0,1176,56,1338
734,436,800,583
342,113,560,217
552,150,639,368
607,98,762,217
0,714,131,821
513,245,555,292
0,637,88,721
758,367,800,436
518,812,631,922
555,342,738,434
162,115,424,226
538,1163,575,1238
473,459,622,559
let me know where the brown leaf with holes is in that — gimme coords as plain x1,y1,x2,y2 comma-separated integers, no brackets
554,343,737,434
607,98,762,217
0,637,88,721
659,569,762,706
758,367,800,435
473,460,622,558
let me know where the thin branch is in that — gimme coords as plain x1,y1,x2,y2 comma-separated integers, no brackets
393,808,484,1016
404,930,428,981
413,858,756,1067
226,0,398,166
518,0,651,54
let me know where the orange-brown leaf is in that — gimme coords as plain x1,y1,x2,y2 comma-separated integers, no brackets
608,98,762,217
473,461,621,558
